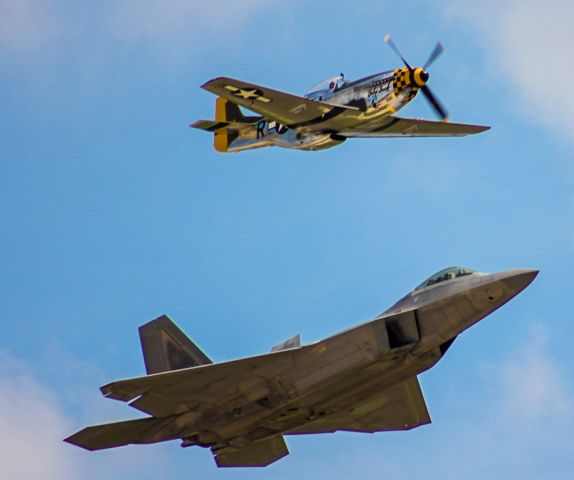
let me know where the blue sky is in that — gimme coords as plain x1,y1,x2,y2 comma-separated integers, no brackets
1,1,573,478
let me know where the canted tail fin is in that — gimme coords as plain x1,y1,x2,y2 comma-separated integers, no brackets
139,315,212,374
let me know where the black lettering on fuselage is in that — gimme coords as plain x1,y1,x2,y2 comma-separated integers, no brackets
367,77,392,97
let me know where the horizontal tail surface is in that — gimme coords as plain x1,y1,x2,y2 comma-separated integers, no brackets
64,416,175,451
191,97,262,152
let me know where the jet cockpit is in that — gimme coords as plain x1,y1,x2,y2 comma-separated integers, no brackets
415,266,477,291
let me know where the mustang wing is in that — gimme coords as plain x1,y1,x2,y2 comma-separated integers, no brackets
341,116,490,137
286,376,431,434
100,349,298,418
201,76,359,127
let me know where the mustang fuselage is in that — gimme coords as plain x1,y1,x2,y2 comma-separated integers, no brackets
235,68,421,151
192,67,488,152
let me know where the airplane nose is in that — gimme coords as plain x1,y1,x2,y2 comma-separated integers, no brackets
413,68,429,87
500,269,539,294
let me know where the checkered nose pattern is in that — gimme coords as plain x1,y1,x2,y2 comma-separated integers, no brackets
392,67,428,104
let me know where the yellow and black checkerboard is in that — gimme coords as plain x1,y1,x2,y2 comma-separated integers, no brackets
393,68,419,101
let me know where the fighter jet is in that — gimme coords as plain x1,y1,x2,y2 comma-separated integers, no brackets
65,266,537,468
191,35,490,152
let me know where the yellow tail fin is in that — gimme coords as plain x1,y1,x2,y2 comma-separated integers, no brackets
214,97,229,152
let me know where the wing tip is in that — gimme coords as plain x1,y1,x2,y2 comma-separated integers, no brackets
474,124,491,134
99,382,132,401
63,430,101,451
200,76,228,90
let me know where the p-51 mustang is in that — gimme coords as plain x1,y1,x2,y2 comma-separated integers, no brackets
192,35,489,152
65,266,537,468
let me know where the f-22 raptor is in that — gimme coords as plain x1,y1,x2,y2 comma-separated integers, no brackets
65,266,537,468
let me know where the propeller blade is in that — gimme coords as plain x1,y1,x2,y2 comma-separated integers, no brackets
384,34,412,70
421,85,449,121
423,41,444,70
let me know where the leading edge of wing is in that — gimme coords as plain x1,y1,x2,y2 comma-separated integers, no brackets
200,76,359,127
341,116,490,137
100,347,299,403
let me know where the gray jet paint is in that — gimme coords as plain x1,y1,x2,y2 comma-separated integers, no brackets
65,266,537,467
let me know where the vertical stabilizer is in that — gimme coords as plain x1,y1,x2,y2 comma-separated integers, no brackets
214,97,230,152
139,315,212,374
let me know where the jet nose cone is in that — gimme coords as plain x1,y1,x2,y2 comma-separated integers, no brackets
501,269,539,293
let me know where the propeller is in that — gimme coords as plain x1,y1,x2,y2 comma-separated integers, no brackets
384,34,449,121
383,34,412,70
424,41,444,70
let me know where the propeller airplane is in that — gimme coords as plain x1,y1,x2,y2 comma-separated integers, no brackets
192,35,490,152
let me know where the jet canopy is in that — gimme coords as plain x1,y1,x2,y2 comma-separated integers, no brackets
415,266,476,290
305,74,346,99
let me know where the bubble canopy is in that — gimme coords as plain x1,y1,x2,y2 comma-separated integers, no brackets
415,266,476,291
305,75,346,97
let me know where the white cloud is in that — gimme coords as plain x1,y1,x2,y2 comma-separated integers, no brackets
0,350,78,480
0,0,272,66
110,0,268,42
446,1,574,141
0,349,171,480
0,0,63,58
375,323,574,479
107,0,271,66
497,324,572,422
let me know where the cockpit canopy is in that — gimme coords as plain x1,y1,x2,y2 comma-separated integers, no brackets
415,266,476,291
305,74,346,99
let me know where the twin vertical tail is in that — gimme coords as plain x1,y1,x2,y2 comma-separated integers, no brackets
64,315,210,452
139,315,212,374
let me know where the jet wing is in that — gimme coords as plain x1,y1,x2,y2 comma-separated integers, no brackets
340,116,490,137
201,76,360,128
286,376,431,434
100,348,298,418
212,435,288,468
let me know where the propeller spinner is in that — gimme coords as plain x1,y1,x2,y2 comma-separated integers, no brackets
384,34,449,121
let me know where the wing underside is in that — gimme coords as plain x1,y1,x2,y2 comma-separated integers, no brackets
341,116,489,137
100,348,298,417
286,376,431,434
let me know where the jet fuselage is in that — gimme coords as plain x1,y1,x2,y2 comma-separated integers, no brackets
65,267,537,467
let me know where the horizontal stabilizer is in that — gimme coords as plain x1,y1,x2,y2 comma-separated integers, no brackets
64,416,175,451
190,119,257,132
139,315,212,375
213,435,289,467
